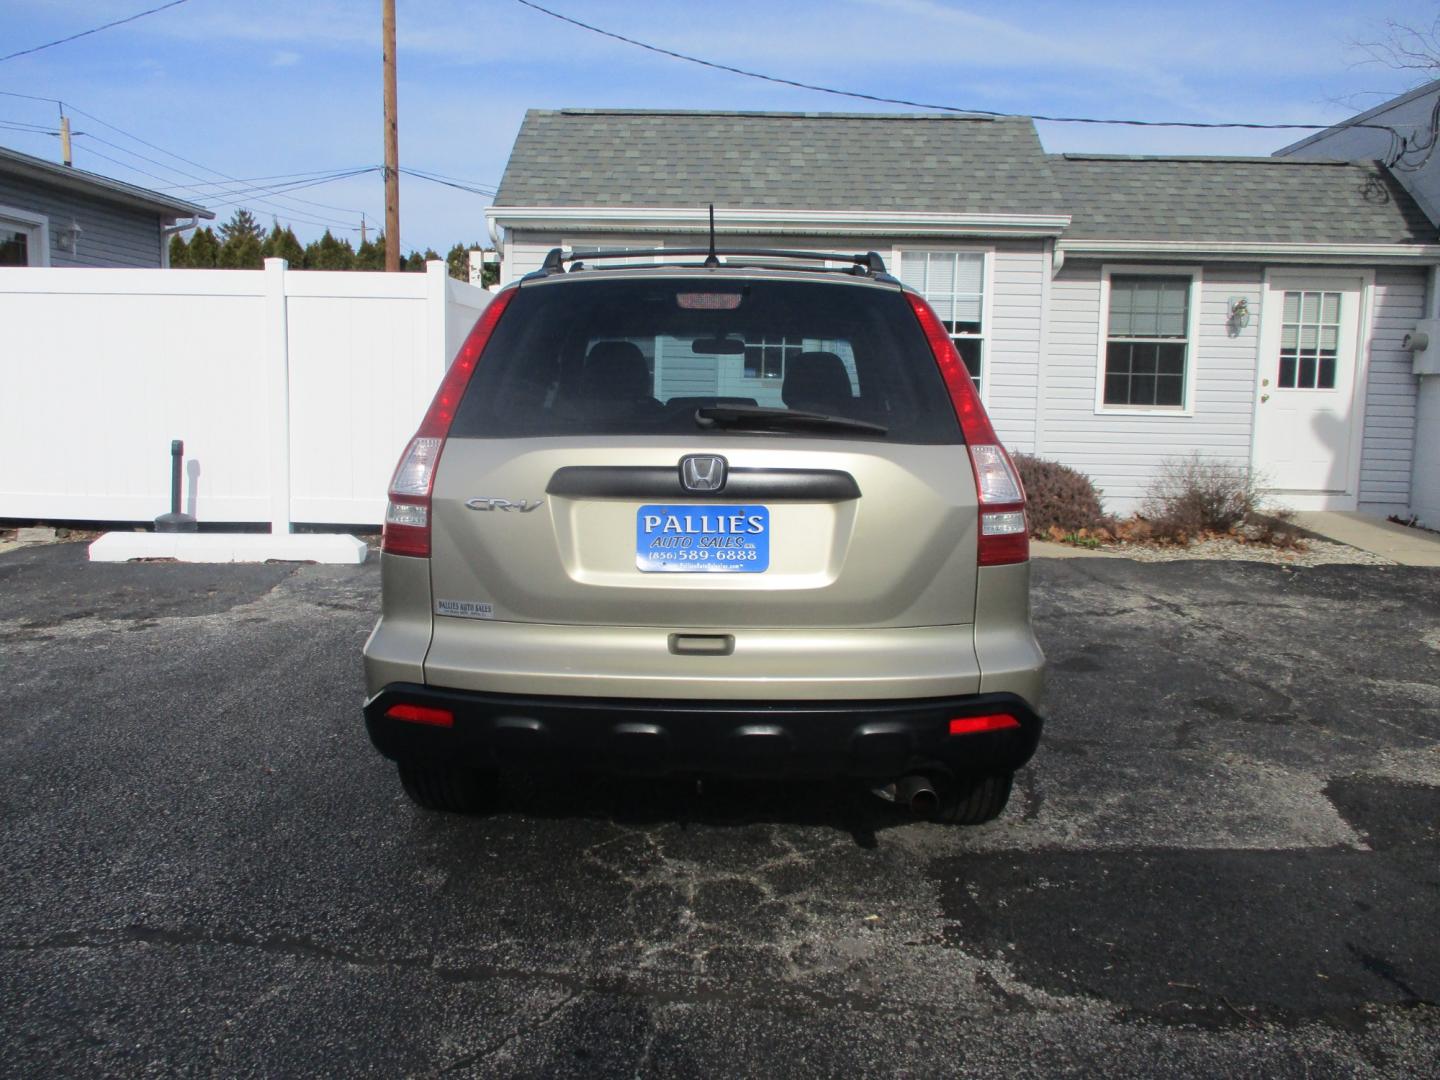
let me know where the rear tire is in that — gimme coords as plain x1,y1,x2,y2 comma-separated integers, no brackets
935,772,1013,825
397,762,497,814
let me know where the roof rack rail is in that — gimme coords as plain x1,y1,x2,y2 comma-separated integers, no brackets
532,247,889,278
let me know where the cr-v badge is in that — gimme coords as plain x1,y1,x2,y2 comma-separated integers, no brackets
465,497,545,512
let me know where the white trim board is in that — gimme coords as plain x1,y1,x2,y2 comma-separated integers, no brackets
489,206,1072,239
1059,239,1440,266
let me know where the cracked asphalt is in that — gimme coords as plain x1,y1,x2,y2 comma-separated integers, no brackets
2,542,1438,1078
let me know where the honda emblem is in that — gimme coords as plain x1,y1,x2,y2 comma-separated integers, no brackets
679,454,727,492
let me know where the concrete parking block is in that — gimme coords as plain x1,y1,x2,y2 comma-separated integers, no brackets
87,531,368,564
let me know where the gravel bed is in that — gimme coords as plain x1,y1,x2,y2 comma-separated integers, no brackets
1100,536,1395,566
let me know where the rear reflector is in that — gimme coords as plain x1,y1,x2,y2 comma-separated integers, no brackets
948,714,1021,736
386,703,455,728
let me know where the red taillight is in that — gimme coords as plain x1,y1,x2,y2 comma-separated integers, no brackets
386,703,455,727
382,288,518,558
905,292,1029,566
948,714,1021,736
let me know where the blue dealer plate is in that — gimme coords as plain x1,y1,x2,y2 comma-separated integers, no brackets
636,504,770,573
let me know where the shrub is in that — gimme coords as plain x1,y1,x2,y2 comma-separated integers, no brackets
1012,454,1110,537
1141,455,1258,541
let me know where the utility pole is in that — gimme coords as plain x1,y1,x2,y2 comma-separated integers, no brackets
360,212,368,246
381,0,400,272
59,114,72,167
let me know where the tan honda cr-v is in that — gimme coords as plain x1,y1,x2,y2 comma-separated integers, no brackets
363,248,1044,824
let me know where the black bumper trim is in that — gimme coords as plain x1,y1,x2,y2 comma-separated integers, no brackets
364,685,1042,779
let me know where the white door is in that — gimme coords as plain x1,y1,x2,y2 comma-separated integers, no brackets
1253,275,1364,508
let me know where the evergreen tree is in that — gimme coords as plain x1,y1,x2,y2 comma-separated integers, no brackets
355,233,385,271
305,229,356,270
218,232,263,269
261,224,305,266
402,250,426,272
445,243,470,282
168,232,189,268
186,226,221,268
218,208,264,247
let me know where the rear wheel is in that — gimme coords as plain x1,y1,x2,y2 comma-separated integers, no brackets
396,762,498,814
934,772,1013,825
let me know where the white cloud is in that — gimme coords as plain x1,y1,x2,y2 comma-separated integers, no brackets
270,50,301,67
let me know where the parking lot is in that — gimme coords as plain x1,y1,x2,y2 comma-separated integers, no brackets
2,541,1438,1077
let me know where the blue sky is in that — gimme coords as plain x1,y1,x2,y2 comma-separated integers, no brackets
1,0,1435,251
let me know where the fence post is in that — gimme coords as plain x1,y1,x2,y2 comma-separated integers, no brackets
263,257,292,534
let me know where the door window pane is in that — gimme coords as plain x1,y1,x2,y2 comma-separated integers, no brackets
1277,290,1341,390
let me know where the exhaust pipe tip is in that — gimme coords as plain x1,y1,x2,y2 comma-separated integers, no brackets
895,774,941,819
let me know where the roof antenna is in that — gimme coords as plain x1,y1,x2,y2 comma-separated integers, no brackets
704,203,719,268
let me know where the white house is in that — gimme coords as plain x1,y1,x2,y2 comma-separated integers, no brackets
485,109,1440,519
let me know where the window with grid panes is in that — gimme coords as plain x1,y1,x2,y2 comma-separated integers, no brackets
1278,290,1341,389
1104,275,1191,408
743,335,803,380
899,251,985,391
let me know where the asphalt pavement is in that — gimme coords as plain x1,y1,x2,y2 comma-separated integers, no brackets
1,542,1437,1077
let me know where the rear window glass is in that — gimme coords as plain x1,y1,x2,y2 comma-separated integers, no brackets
450,278,961,443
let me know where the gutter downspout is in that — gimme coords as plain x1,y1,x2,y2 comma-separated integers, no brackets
160,217,200,268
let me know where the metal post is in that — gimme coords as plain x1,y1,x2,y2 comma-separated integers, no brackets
154,439,197,532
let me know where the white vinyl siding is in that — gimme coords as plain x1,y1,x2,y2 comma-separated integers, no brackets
1045,262,1257,511
984,242,1044,453
1359,268,1425,515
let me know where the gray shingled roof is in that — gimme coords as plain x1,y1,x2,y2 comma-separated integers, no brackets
493,109,1066,216
1050,154,1434,244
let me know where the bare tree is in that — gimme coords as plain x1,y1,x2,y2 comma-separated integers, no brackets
1355,13,1440,79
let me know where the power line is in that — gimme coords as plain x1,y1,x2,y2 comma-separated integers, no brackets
403,165,500,189
157,167,375,192
400,167,497,198
511,0,1405,140
63,103,372,221
0,88,380,228
69,140,375,232
71,133,371,229
1,0,193,64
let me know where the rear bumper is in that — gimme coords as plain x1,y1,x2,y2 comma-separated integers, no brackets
364,683,1043,779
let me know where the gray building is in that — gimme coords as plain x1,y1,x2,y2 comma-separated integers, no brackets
0,144,211,269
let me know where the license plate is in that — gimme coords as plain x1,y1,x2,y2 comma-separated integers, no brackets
636,504,770,573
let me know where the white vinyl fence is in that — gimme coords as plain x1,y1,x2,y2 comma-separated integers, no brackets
0,259,490,527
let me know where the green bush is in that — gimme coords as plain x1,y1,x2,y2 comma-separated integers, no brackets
1012,454,1110,537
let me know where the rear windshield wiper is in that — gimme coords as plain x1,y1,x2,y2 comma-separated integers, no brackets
694,404,888,436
